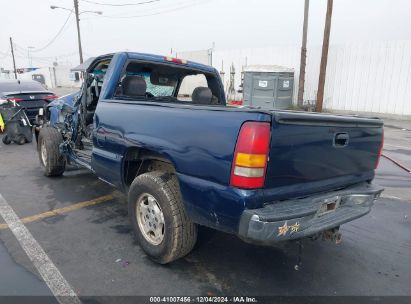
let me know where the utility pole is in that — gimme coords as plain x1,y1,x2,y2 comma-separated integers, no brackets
297,0,309,109
9,37,17,79
74,0,84,64
315,0,333,112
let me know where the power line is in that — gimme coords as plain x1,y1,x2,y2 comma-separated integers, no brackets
12,45,28,58
10,41,79,66
14,48,78,60
0,46,10,55
32,52,79,60
0,46,10,59
13,44,29,53
81,0,160,7
101,0,207,19
86,0,190,18
32,9,74,52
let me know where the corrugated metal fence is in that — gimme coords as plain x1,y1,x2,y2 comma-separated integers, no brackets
321,40,411,116
180,40,411,116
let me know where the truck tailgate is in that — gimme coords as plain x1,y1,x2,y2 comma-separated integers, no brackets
265,111,383,189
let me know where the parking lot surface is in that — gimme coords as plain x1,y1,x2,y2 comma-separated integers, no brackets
0,120,410,300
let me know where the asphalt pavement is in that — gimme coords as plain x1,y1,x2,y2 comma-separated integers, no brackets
0,113,410,301
0,240,53,296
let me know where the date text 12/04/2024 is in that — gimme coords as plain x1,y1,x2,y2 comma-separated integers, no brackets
149,296,258,303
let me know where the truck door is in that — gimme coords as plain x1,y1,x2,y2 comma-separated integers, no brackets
86,55,126,189
91,103,126,190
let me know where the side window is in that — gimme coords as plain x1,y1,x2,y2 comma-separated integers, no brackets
178,74,208,101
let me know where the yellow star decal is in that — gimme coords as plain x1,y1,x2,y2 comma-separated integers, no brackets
290,222,300,234
277,221,289,236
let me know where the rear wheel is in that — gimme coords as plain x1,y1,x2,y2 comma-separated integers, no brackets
15,135,26,145
2,135,11,145
128,171,197,264
38,127,66,176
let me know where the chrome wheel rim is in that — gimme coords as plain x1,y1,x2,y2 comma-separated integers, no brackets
136,193,165,246
41,141,47,166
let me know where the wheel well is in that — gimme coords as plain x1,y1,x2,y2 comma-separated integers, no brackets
123,147,176,188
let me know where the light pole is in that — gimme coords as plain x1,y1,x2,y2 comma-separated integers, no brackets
27,46,35,67
50,2,102,64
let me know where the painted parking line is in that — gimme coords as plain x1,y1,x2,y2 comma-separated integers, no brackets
0,194,114,231
0,194,81,304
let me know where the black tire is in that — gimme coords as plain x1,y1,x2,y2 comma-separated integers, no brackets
38,127,66,177
2,135,11,145
128,171,197,264
25,133,33,143
15,135,26,145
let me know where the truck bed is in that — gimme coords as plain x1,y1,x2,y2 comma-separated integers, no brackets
264,110,383,194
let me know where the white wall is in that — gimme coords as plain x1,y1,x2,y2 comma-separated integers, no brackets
176,49,212,66
18,67,55,89
210,40,411,116
3,65,81,89
0,72,12,80
323,40,411,116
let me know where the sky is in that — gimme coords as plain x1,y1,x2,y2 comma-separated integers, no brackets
1,0,411,69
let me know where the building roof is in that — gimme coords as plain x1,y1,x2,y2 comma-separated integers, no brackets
243,65,294,73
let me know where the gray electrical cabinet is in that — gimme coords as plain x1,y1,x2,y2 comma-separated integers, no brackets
242,65,294,110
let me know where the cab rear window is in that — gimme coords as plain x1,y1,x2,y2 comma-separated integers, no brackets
114,61,222,105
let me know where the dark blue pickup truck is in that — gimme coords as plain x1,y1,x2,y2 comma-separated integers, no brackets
36,52,384,264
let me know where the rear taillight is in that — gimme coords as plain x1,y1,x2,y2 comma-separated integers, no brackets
7,97,23,102
44,95,58,101
375,129,384,169
230,121,271,189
